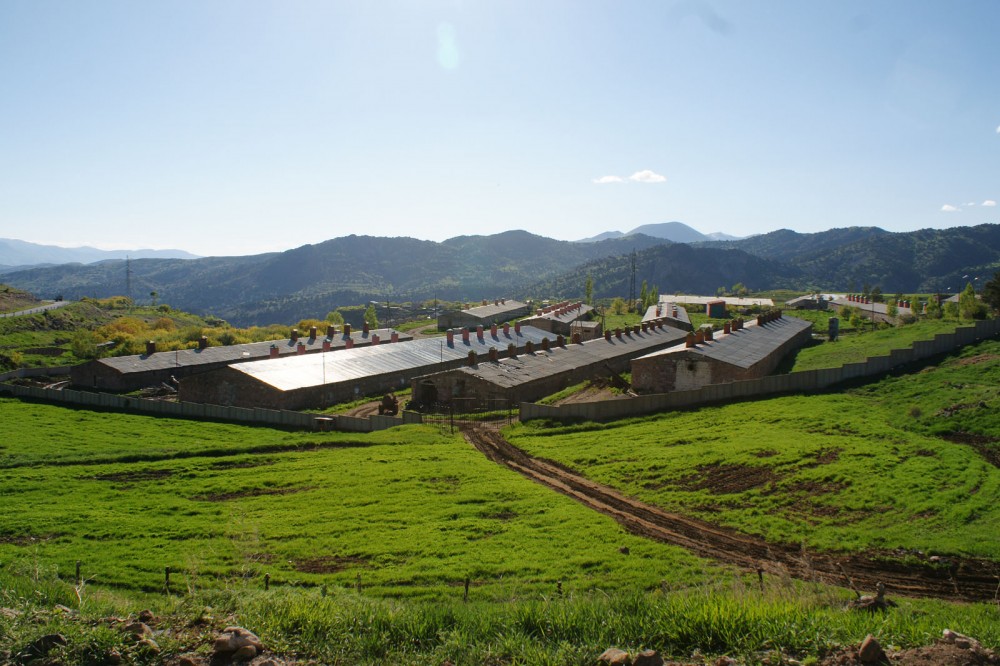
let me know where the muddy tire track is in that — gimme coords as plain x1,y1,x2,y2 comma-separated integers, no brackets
463,425,1000,603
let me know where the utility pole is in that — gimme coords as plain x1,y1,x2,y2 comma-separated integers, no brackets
628,249,637,313
126,256,133,310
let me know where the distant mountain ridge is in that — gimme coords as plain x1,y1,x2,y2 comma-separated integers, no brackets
576,221,742,243
0,238,199,272
3,224,999,326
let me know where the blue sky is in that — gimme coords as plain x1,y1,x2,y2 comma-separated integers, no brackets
1,1,998,256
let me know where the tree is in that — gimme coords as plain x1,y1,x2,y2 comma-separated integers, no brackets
925,297,942,319
585,275,593,306
150,291,158,307
943,301,959,319
611,297,626,315
364,304,379,328
958,282,986,320
325,310,345,325
983,271,1000,313
886,301,898,318
731,283,748,298
639,281,648,311
870,286,883,303
649,285,659,308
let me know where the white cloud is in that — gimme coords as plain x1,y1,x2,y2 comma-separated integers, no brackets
984,200,997,207
592,175,624,184
941,204,961,212
628,169,667,183
964,202,977,207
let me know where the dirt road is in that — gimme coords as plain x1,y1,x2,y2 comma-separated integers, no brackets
462,425,1000,603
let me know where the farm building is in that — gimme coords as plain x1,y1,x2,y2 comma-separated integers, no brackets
630,312,812,393
410,320,688,409
785,294,830,310
178,322,557,410
436,299,532,331
659,295,775,310
641,302,693,331
520,301,596,336
705,299,727,318
828,295,913,324
70,324,411,392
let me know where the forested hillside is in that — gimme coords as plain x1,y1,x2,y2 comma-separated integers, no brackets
4,224,1000,325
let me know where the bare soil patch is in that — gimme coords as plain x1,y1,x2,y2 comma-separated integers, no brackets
940,432,1000,469
93,469,173,483
208,459,276,470
674,462,781,495
801,447,842,468
954,353,1000,367
817,639,1000,665
342,400,381,418
194,485,312,502
294,555,369,574
553,377,633,405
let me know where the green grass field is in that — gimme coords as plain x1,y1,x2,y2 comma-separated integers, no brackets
0,401,715,600
788,318,965,371
507,338,1000,560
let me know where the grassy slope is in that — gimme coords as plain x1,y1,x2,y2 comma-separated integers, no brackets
789,318,965,371
0,404,713,599
508,337,1000,559
0,285,39,313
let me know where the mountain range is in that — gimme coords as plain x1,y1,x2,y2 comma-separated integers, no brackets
576,221,741,243
2,224,998,326
0,238,198,272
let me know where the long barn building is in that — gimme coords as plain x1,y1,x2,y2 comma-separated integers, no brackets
179,323,557,410
70,325,410,392
630,312,812,393
410,321,689,408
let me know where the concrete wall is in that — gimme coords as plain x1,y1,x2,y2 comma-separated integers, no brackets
523,318,1000,422
0,381,419,432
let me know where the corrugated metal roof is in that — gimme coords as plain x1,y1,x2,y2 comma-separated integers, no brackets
451,325,689,388
636,316,812,369
461,300,530,319
524,303,594,324
93,328,412,374
660,295,775,307
230,325,559,391
642,304,690,325
829,297,913,314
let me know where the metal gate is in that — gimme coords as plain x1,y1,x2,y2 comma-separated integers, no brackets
420,397,515,432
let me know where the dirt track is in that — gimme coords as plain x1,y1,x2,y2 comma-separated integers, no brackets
462,425,1000,603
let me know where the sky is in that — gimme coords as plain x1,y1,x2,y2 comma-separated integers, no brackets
1,0,998,257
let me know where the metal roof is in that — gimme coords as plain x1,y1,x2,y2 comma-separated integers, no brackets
461,299,530,319
659,295,775,307
523,303,594,324
449,325,689,388
228,325,558,391
642,303,690,326
92,328,412,374
636,316,812,369
829,297,914,314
